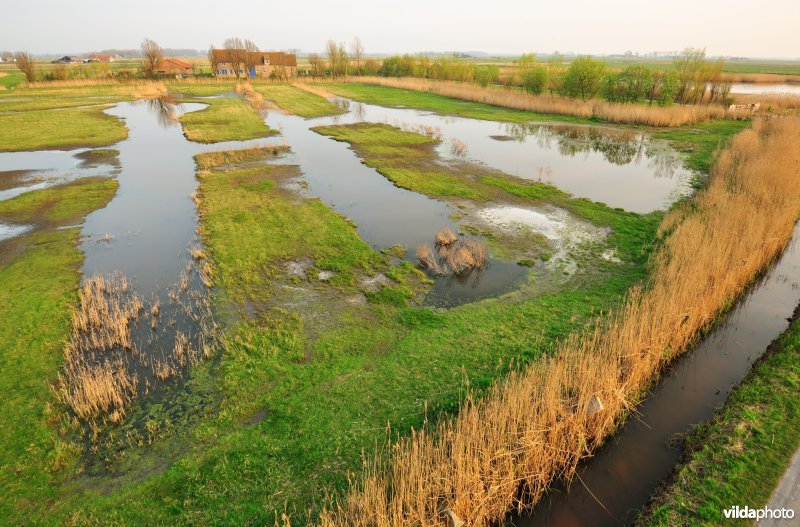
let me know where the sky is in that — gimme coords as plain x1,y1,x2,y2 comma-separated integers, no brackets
2,0,799,59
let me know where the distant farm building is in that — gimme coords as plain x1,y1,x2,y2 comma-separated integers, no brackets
155,57,194,77
88,54,114,63
52,56,82,64
211,49,297,78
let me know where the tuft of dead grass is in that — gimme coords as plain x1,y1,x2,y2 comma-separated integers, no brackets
418,229,487,277
346,76,752,127
318,116,800,527
236,82,278,110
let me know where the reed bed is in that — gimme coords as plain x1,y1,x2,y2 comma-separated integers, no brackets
344,77,750,127
725,72,800,84
318,116,800,527
733,93,800,112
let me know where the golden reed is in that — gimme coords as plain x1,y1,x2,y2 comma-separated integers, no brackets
317,116,800,526
339,76,752,127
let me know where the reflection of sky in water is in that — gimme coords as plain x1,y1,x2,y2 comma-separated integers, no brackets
0,223,32,242
324,98,693,213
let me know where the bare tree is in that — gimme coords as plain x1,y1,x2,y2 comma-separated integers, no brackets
350,37,363,75
308,53,324,77
223,37,246,78
141,38,163,79
337,43,349,77
208,45,220,76
326,39,339,77
243,39,260,78
14,51,36,82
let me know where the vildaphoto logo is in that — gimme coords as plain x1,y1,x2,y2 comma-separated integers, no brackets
723,505,795,521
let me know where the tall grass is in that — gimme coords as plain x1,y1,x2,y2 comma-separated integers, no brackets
726,72,800,84
317,116,800,526
341,77,751,127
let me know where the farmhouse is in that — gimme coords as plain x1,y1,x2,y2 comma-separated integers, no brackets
211,49,297,78
155,57,194,77
88,53,114,63
52,56,82,64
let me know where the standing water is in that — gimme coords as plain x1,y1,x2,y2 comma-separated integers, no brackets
517,223,800,526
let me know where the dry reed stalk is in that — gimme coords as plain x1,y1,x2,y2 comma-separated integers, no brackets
733,93,800,112
348,77,750,127
317,116,800,527
416,244,442,274
236,82,277,110
434,227,458,247
292,82,336,100
725,73,800,84
58,354,137,422
450,138,468,157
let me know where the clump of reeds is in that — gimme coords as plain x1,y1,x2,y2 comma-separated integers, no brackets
348,76,750,127
417,228,487,277
434,227,458,247
450,138,468,157
317,116,800,527
58,354,137,422
69,273,143,353
236,82,276,110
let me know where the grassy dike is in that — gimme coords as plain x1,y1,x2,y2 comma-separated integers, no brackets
0,177,118,525
637,314,800,527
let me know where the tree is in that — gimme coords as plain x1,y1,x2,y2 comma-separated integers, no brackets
601,65,653,103
14,51,36,82
475,65,499,87
140,39,163,79
243,39,260,78
561,56,606,100
522,67,547,94
336,44,349,76
673,47,707,104
546,53,566,95
223,37,247,78
308,53,325,77
350,37,364,75
208,45,219,76
326,40,339,77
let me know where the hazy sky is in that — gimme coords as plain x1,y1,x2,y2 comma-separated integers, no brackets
3,0,799,58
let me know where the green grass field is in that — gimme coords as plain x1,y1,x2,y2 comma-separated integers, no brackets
179,96,277,143
255,84,344,118
638,315,800,526
0,177,118,524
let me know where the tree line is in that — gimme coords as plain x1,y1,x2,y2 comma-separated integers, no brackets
366,48,733,106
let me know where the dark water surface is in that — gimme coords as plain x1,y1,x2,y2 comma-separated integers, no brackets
517,223,800,527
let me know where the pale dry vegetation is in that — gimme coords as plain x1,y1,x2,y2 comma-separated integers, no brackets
416,228,487,277
733,92,800,112
345,76,751,126
726,72,800,84
236,82,277,110
318,116,800,527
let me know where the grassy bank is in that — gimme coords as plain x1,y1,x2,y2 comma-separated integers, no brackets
0,106,127,151
323,82,592,124
637,314,800,527
0,178,118,524
179,96,276,143
255,84,344,118
318,117,800,527
324,78,744,127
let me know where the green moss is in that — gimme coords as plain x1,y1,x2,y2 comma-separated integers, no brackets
638,317,800,527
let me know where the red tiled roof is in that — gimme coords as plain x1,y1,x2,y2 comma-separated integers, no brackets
211,49,297,67
157,57,193,70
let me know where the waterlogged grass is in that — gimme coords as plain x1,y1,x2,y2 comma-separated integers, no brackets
324,82,592,124
0,106,127,151
313,122,660,263
653,119,750,175
24,142,658,525
0,178,118,525
638,316,800,527
255,84,344,118
179,96,276,143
